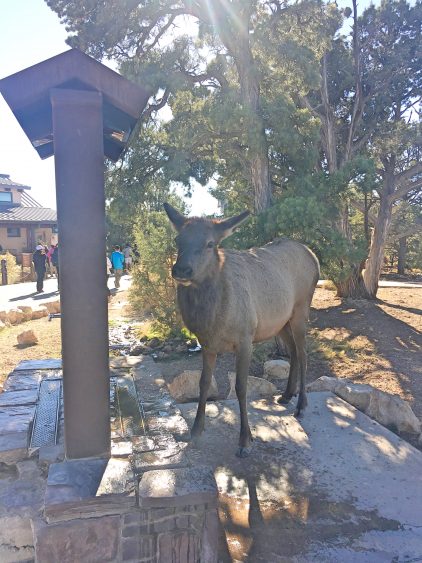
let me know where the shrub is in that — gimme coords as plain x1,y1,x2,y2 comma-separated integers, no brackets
0,252,21,284
130,210,183,336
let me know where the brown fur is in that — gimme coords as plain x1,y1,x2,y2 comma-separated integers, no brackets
164,203,320,457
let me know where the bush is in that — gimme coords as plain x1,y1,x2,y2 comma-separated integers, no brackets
0,252,21,284
130,210,183,336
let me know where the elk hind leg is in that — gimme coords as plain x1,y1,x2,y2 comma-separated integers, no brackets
235,340,253,458
276,322,299,405
191,350,217,440
289,313,308,418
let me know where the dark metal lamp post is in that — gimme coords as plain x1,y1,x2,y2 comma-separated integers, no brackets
0,49,148,459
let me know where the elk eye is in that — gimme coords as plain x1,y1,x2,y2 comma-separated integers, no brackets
207,241,215,248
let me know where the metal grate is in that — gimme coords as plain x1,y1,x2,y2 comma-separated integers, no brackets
30,379,61,448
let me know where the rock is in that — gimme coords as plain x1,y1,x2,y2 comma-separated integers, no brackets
226,373,277,400
336,383,374,412
264,359,290,380
129,343,147,356
175,344,187,354
0,310,7,323
148,337,161,349
162,345,173,354
17,306,33,322
44,300,60,314
308,377,421,435
6,308,24,325
306,376,348,393
0,320,6,332
167,370,219,403
366,390,421,435
17,330,38,346
31,307,49,320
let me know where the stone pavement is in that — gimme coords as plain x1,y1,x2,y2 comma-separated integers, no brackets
0,274,132,311
1,353,422,561
179,393,422,562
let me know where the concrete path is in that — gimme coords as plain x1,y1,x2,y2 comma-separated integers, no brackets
0,274,132,311
318,279,422,289
179,393,422,562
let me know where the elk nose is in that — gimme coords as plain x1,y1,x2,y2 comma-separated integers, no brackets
172,264,193,279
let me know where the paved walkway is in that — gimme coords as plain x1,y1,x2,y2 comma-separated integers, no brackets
0,274,132,311
179,393,422,561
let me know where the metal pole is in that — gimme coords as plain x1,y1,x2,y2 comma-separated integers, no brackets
51,88,110,459
1,259,7,285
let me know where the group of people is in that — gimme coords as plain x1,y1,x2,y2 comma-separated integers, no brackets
107,243,133,289
32,242,134,296
32,243,59,294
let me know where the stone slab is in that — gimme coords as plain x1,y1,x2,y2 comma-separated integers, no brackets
96,458,136,496
0,432,28,463
0,388,38,407
132,442,189,474
3,373,42,391
47,458,107,498
34,515,120,562
139,466,218,508
14,359,62,371
0,405,35,434
109,356,144,369
178,393,422,561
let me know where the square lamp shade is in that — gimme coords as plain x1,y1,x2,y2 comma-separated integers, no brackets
0,49,149,162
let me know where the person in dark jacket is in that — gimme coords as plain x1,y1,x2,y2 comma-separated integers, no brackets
32,245,47,293
51,244,59,291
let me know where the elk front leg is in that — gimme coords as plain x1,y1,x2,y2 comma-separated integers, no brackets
191,350,217,440
235,340,253,458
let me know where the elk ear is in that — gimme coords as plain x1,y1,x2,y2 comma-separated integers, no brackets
215,210,250,241
163,203,186,232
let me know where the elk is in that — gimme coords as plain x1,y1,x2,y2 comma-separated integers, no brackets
164,203,320,457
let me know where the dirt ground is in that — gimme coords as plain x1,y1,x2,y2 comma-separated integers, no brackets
159,285,422,421
1,285,420,421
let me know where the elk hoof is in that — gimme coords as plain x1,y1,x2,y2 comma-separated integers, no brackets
236,446,252,458
278,393,293,405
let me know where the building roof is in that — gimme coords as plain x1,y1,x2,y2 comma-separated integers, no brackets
0,173,30,190
0,206,57,224
0,180,56,224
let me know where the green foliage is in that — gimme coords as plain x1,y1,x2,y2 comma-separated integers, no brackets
129,204,183,335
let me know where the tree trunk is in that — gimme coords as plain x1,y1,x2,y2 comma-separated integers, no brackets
336,262,371,298
397,236,407,275
235,40,272,213
363,194,393,298
334,202,371,298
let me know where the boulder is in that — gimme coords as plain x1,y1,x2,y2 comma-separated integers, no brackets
0,320,6,332
17,306,33,322
308,376,421,435
264,359,290,380
0,310,7,323
167,370,219,403
31,307,49,320
306,376,347,393
17,330,38,346
336,383,373,412
129,343,148,356
226,373,277,400
366,390,421,435
6,308,24,325
44,300,60,314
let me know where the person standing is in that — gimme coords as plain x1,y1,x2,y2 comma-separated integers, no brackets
51,244,59,291
110,245,125,289
32,245,47,293
106,255,112,298
123,243,133,272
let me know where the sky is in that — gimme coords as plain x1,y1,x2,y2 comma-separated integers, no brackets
0,0,218,215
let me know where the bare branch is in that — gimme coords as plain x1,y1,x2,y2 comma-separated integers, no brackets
391,178,422,203
350,199,377,224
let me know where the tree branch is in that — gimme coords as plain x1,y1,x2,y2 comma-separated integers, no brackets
391,178,422,203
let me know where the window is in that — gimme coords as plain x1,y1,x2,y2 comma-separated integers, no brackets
7,227,21,238
0,192,12,203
